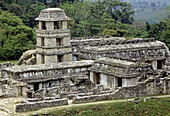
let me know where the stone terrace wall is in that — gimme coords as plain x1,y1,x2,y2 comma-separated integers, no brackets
78,41,168,62
16,98,68,112
1,60,94,83
72,77,170,104
90,58,153,78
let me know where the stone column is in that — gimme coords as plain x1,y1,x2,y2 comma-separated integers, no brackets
39,83,43,89
22,86,28,97
46,21,54,30
115,77,118,88
90,71,94,82
36,54,42,64
62,21,67,29
39,21,42,29
122,78,127,87
152,60,157,70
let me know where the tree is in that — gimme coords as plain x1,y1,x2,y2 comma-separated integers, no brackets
0,10,35,60
148,17,170,49
20,2,46,28
89,0,134,24
60,1,90,37
6,3,22,16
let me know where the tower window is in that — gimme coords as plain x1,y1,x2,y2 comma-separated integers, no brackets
41,38,44,46
58,55,64,62
54,21,60,29
42,21,46,30
41,54,45,64
56,38,63,46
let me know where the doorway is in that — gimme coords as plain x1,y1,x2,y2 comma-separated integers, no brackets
157,60,164,69
118,78,122,87
57,55,64,62
34,83,39,91
94,72,100,84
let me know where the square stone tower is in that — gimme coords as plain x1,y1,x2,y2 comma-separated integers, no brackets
35,8,72,64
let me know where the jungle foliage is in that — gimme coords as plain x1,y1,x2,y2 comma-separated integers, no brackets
0,0,169,60
0,9,35,60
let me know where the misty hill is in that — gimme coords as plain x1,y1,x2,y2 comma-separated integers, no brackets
120,0,170,24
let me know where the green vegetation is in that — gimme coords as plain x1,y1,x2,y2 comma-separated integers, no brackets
35,97,170,116
0,9,35,60
60,0,134,37
0,60,18,64
0,0,169,60
147,7,170,48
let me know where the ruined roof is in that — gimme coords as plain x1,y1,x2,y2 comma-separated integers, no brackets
3,60,94,73
83,41,165,52
90,58,153,78
71,36,126,42
35,8,70,21
95,57,149,68
71,37,126,46
96,57,136,67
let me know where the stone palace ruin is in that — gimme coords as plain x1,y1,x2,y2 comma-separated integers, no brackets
0,8,170,112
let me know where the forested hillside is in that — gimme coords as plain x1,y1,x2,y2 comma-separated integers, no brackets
0,0,169,60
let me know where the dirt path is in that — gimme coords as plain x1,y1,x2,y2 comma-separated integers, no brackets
0,97,26,116
0,95,170,116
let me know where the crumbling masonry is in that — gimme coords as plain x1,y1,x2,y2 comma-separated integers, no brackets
0,8,170,112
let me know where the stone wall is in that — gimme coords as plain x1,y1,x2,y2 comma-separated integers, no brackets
0,63,14,71
0,63,27,98
16,98,68,112
31,76,94,98
1,60,94,83
90,58,153,78
78,41,168,62
71,37,161,60
72,77,170,104
0,78,27,98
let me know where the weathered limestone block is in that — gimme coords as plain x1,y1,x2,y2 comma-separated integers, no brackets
0,78,28,98
17,50,36,65
16,98,68,112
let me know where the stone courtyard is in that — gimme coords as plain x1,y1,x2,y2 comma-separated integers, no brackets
0,8,170,112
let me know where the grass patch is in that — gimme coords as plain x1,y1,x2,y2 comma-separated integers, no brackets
35,97,170,116
0,60,18,64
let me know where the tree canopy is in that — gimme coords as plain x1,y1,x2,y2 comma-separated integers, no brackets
0,9,35,60
0,0,169,60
